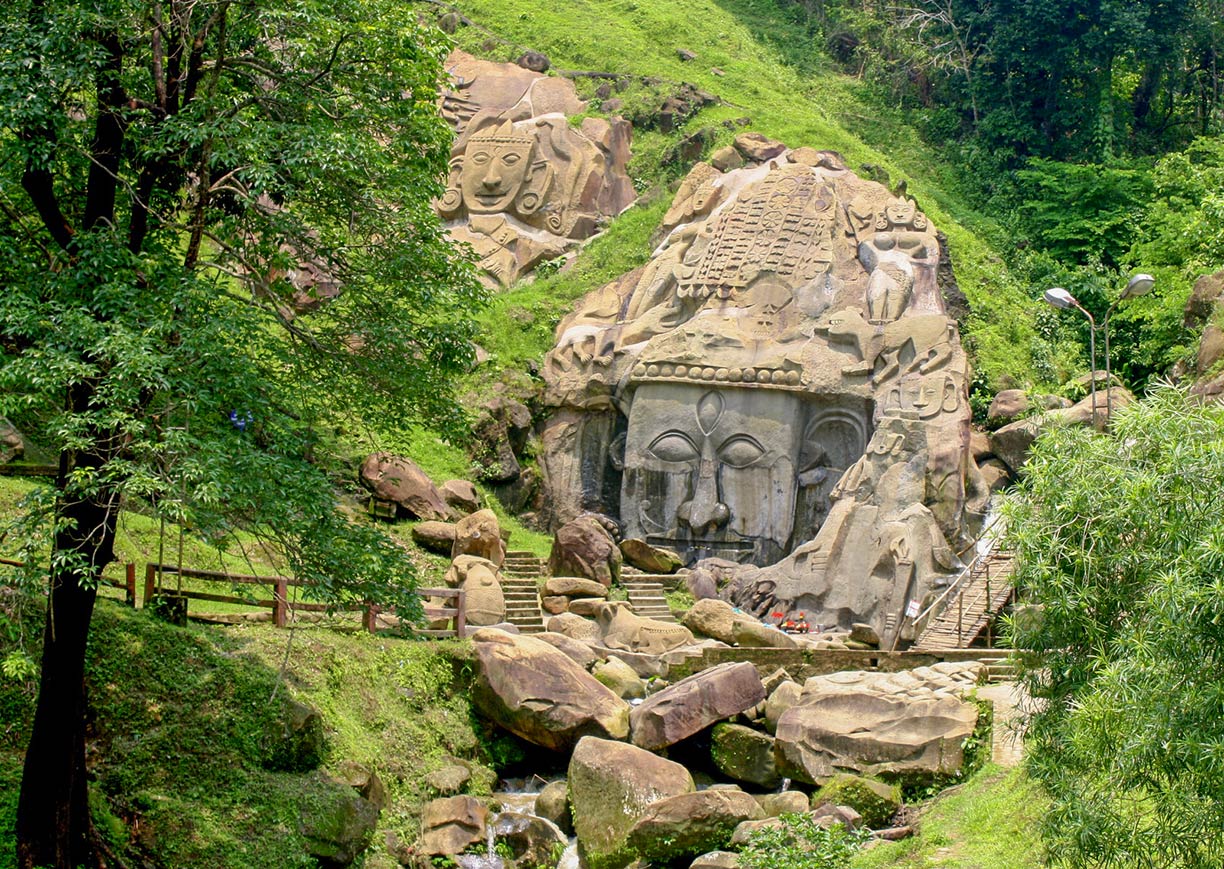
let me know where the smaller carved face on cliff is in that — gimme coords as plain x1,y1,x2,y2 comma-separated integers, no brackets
459,123,537,215
621,384,805,566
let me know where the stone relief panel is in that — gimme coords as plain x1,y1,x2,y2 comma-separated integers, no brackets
539,133,986,642
436,51,636,288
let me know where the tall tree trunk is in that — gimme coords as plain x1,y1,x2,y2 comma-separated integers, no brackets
16,437,117,869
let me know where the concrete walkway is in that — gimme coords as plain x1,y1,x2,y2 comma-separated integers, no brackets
976,681,1027,767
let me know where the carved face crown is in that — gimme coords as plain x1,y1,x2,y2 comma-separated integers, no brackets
459,120,540,215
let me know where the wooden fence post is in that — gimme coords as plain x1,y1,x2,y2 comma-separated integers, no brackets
125,563,136,607
143,563,157,609
455,589,466,638
273,577,287,628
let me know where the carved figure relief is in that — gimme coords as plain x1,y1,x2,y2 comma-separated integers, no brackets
435,52,635,288
539,137,979,641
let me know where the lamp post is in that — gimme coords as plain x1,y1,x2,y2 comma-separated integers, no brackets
1044,287,1099,427
1102,273,1155,419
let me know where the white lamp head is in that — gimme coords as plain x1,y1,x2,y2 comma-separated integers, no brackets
1044,287,1078,310
1122,273,1155,299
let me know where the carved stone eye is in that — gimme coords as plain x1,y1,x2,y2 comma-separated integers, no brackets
718,435,766,468
501,152,522,166
471,150,491,164
649,433,699,463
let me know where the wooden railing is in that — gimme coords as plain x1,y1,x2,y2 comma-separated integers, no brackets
142,563,465,636
0,557,136,606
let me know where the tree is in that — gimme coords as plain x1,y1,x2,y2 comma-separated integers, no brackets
1004,386,1224,867
0,0,483,865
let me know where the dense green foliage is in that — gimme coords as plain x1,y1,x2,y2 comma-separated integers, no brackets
739,812,870,869
1004,387,1224,867
779,0,1224,393
0,0,483,608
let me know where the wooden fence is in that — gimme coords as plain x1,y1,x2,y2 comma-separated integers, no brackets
1,557,136,606
0,557,465,636
143,563,465,636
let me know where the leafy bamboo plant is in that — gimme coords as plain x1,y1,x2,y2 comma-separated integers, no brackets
0,0,484,865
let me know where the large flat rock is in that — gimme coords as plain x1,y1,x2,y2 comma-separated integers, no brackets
630,661,765,750
470,629,630,751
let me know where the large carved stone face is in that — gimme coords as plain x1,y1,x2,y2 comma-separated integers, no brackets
460,131,535,215
621,384,806,566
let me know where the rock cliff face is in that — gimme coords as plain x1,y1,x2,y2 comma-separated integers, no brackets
540,138,986,642
435,51,636,288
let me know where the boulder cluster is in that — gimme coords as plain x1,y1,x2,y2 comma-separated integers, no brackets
411,617,985,869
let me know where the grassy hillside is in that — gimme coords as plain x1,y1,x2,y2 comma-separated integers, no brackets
428,0,1047,396
0,598,505,868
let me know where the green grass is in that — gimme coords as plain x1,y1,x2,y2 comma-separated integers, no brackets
849,764,1048,869
0,598,498,868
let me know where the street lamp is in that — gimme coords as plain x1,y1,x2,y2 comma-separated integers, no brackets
1043,287,1099,427
1102,274,1155,419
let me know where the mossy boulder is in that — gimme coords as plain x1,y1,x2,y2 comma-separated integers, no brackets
568,736,694,869
811,774,901,829
627,789,764,863
710,723,780,789
299,775,380,866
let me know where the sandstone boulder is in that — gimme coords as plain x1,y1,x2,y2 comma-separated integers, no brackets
569,736,694,869
763,680,802,734
490,811,568,868
442,479,481,514
567,597,603,618
592,656,647,700
620,538,683,574
0,419,23,464
535,779,572,835
757,791,808,817
681,598,738,643
359,452,451,521
417,795,488,856
452,509,506,566
774,666,980,784
710,723,781,788
628,789,765,863
630,662,766,750
546,613,602,644
542,595,568,615
690,851,740,869
987,389,1028,422
300,777,380,866
412,521,457,555
470,630,630,751
549,516,622,586
812,773,901,829
471,397,532,483
733,132,786,162
533,631,599,668
545,577,609,598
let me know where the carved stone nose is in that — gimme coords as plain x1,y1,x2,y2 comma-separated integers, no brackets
679,464,729,535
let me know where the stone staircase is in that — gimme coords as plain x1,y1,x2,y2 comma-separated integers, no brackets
913,548,1015,652
500,550,547,634
622,575,676,623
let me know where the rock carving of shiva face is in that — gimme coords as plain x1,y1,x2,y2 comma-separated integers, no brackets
459,120,537,215
621,384,805,566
